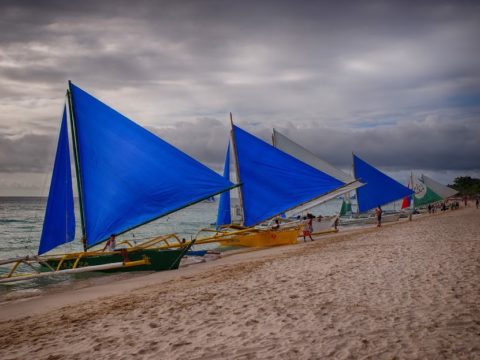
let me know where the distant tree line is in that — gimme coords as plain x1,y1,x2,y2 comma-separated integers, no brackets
449,176,480,196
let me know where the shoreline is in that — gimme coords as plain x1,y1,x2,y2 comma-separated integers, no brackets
0,214,416,321
1,208,479,359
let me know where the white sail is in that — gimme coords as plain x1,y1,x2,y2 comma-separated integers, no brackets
272,129,364,207
421,175,458,199
283,180,363,217
273,129,356,184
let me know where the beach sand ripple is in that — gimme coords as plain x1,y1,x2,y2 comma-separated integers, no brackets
1,208,479,359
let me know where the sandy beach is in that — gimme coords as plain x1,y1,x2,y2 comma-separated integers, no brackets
1,208,479,359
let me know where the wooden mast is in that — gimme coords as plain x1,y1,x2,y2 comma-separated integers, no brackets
410,171,415,212
230,112,246,226
352,152,360,214
67,81,87,251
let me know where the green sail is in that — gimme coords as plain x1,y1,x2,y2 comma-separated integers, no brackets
339,199,352,216
414,186,443,207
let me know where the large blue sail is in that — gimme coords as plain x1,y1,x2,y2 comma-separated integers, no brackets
38,107,75,255
232,125,344,226
70,83,234,247
353,154,414,213
216,143,231,227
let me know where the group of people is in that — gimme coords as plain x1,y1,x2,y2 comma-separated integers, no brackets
427,201,461,213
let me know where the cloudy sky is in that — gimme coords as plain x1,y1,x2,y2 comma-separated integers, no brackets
1,0,479,195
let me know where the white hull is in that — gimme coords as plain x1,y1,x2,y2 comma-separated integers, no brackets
339,213,400,226
311,216,338,234
275,216,338,234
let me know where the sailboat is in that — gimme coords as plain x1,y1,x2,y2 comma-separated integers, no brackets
339,198,353,216
0,82,235,283
400,173,414,211
413,174,458,207
272,129,364,234
211,116,349,247
339,154,414,226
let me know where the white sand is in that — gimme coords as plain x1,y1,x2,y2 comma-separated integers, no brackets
0,208,479,359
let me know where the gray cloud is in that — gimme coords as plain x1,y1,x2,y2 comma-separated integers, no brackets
0,0,479,194
0,133,56,173
148,109,480,173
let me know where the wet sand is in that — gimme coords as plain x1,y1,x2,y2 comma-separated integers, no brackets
1,208,479,359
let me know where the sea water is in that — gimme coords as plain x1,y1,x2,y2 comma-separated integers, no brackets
0,197,223,298
0,197,345,259
1,196,398,298
0,197,218,259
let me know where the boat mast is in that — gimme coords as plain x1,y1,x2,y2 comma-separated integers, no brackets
410,171,415,211
230,113,246,226
67,81,87,251
352,152,362,214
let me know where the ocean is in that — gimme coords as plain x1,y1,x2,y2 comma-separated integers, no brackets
0,197,225,298
0,196,400,298
0,196,341,298
0,197,219,260
0,196,346,260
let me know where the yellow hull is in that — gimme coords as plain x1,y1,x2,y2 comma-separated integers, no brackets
220,228,299,248
312,228,338,236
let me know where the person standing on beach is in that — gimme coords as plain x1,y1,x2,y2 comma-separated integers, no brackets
375,206,382,227
476,198,479,209
308,213,315,234
302,216,313,242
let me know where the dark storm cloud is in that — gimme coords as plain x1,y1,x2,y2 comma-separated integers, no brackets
148,117,229,171
275,112,480,171
148,109,480,174
0,0,479,193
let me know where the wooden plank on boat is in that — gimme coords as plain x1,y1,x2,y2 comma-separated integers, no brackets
0,260,146,284
0,256,33,266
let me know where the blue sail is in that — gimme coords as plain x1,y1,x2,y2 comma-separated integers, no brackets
216,143,231,227
232,125,344,226
70,83,234,247
353,154,414,213
38,107,75,255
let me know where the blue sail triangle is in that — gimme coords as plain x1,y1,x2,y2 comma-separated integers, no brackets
70,83,234,247
233,125,344,226
38,107,75,255
353,154,414,213
216,143,231,227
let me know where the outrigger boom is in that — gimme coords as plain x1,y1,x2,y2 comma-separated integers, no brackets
0,260,149,284
0,234,195,284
